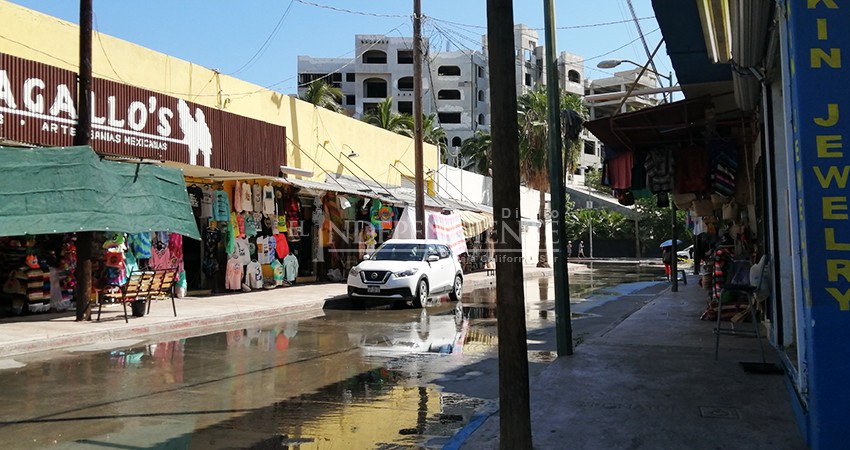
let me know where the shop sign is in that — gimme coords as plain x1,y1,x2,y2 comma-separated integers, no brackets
0,53,285,176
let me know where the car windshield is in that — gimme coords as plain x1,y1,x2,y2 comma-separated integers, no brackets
370,243,429,262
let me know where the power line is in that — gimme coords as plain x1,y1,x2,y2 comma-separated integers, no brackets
426,15,656,31
293,0,410,18
227,0,295,76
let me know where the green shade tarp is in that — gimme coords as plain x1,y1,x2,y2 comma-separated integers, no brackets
0,145,200,240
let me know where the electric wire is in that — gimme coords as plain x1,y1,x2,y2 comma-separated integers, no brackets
226,0,295,76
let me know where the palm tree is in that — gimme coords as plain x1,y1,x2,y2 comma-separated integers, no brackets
422,113,447,159
362,97,413,137
299,79,343,112
517,87,587,268
459,131,492,175
517,87,552,267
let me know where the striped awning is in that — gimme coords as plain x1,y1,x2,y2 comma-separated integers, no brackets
458,210,493,239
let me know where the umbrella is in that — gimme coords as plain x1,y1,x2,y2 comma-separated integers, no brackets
659,239,684,248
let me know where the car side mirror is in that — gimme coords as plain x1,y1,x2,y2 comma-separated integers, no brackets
427,255,439,262
362,254,370,260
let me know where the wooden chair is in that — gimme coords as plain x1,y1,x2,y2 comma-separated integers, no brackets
98,269,178,323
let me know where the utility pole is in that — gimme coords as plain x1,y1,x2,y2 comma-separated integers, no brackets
74,0,93,321
544,0,573,356
487,0,532,448
412,0,425,239
671,202,679,292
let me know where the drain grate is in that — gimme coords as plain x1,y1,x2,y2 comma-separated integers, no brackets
699,406,741,419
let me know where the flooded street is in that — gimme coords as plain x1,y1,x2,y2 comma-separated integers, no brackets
0,262,663,449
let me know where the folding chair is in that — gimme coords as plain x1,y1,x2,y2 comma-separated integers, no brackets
714,254,769,362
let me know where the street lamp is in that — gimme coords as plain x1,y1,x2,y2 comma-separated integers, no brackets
596,59,673,102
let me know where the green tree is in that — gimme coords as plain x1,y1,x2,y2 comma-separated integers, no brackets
459,131,492,175
422,113,447,158
299,79,343,113
517,86,587,267
362,97,413,136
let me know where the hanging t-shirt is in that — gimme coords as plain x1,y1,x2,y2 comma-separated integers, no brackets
187,185,203,218
378,205,394,230
150,245,172,270
213,190,230,221
244,260,263,289
243,213,257,237
282,253,299,282
255,236,269,264
127,232,152,259
168,233,184,273
236,213,246,238
270,259,285,286
252,183,263,213
241,182,253,212
262,185,275,215
225,257,243,290
275,233,290,259
234,181,243,213
200,186,214,218
202,226,221,253
234,237,251,265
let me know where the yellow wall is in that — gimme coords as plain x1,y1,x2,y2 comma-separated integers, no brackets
0,0,439,186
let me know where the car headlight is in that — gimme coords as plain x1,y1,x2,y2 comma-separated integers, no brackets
393,268,419,277
349,266,362,276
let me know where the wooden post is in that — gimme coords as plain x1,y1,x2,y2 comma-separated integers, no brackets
487,0,533,447
413,0,425,239
74,0,93,321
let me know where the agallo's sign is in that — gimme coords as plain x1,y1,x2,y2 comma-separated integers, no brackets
0,53,285,176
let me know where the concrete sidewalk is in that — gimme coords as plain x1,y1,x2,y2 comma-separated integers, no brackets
458,278,806,449
0,266,553,358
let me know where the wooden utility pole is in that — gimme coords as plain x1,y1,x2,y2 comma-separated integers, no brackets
543,0,574,356
412,0,425,239
74,0,93,321
487,0,533,448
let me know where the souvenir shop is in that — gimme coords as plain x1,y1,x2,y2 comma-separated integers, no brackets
588,104,764,327
181,176,408,294
0,145,199,317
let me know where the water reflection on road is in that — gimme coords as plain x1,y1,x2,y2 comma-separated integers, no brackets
0,261,661,449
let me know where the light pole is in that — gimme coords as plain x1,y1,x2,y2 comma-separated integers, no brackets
597,59,673,103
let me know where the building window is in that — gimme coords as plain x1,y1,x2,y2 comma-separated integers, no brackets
398,101,413,115
363,78,388,98
346,95,356,106
438,89,461,100
478,65,485,78
584,141,596,155
438,65,461,76
525,73,532,86
363,102,379,115
363,50,387,64
332,73,342,82
478,90,486,102
568,70,581,83
397,76,414,91
346,73,355,82
438,112,462,124
397,49,413,64
299,73,327,85
451,136,462,147
478,114,485,125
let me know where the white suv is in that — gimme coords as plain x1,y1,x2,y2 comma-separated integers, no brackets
347,239,464,307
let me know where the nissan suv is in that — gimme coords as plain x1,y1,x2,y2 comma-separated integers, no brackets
347,239,464,307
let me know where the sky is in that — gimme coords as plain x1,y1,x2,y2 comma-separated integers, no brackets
6,0,673,96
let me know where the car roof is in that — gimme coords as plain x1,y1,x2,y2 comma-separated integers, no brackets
382,239,446,245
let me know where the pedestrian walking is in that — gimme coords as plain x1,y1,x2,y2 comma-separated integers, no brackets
567,240,573,257
662,246,673,281
577,240,585,258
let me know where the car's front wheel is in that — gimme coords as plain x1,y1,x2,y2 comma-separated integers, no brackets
449,275,463,301
412,278,428,308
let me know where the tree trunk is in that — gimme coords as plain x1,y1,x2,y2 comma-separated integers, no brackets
537,189,550,268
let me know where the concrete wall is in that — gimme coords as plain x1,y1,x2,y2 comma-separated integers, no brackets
0,0,438,186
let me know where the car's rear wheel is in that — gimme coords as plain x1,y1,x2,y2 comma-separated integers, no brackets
412,278,428,308
449,275,463,301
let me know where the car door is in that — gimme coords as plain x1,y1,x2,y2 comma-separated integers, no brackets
437,244,454,292
425,244,447,291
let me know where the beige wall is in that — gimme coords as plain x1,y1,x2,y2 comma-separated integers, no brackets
0,0,438,185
